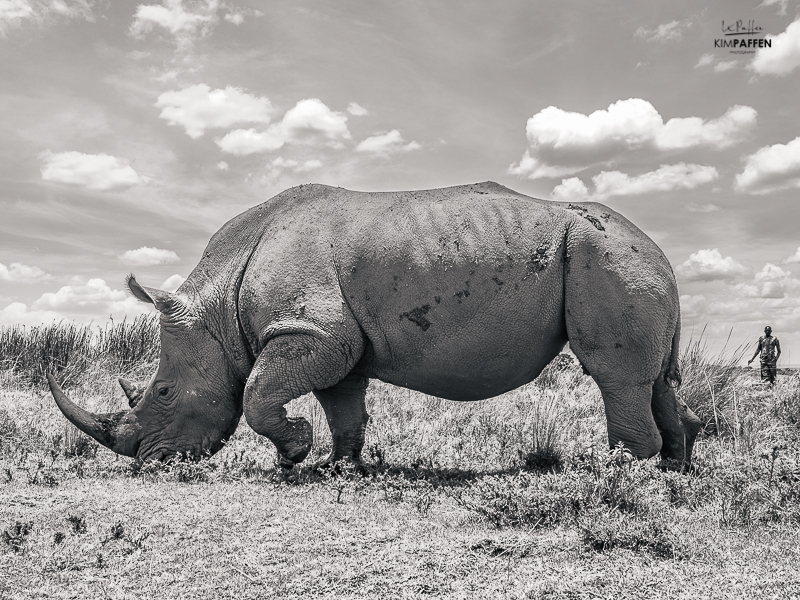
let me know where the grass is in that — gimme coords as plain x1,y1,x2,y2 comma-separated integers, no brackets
2,319,800,598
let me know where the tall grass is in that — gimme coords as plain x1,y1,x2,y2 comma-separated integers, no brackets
0,315,159,387
678,328,748,438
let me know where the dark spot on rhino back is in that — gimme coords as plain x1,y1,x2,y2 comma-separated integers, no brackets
400,305,432,331
584,215,605,231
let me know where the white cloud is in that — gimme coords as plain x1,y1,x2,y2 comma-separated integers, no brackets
676,249,749,282
735,263,800,299
119,247,180,266
155,84,272,139
685,203,721,213
550,163,718,201
216,160,229,170
713,60,738,72
161,274,185,292
270,157,323,173
735,136,800,194
224,12,243,25
635,20,684,43
784,247,800,264
40,151,142,191
593,164,718,198
749,18,800,76
129,0,222,48
279,98,350,145
551,177,590,202
695,53,714,68
347,102,368,116
0,302,61,326
0,0,93,33
216,127,285,154
31,278,149,318
217,98,350,155
656,105,756,150
0,261,51,282
264,156,323,182
759,0,789,15
509,99,756,179
0,0,33,22
356,129,421,157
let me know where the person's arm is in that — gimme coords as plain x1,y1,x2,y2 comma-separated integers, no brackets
775,339,781,360
748,339,762,364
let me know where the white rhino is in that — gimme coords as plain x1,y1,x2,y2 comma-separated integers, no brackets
49,182,701,468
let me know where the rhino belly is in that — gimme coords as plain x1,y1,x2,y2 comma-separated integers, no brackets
345,252,567,401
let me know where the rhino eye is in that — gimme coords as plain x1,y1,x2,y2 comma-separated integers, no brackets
157,385,170,397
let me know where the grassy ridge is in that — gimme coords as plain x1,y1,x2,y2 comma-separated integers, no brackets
1,320,800,598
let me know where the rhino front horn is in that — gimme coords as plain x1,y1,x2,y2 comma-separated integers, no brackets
47,372,140,457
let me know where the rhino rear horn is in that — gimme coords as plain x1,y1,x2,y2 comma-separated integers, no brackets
118,378,143,408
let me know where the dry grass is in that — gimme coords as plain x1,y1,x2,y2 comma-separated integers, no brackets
2,321,800,598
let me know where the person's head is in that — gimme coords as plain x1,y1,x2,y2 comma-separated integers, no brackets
765,326,772,336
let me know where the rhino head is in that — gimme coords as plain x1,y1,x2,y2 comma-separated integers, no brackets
49,276,245,461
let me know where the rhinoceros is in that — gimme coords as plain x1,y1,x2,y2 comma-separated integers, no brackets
49,182,701,468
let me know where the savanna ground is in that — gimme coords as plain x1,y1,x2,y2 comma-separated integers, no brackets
1,318,800,599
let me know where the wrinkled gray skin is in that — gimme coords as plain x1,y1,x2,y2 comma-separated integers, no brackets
49,182,701,468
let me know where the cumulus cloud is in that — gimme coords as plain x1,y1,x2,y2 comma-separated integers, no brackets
685,203,721,213
216,160,229,170
161,274,185,292
784,247,800,264
509,99,756,179
759,0,790,15
695,53,714,68
749,18,800,76
217,98,350,155
735,136,800,194
270,157,323,173
550,177,590,202
224,11,243,25
356,130,421,157
31,278,149,318
676,249,749,282
119,247,180,267
347,102,368,116
550,163,718,202
635,20,685,43
0,302,61,326
713,60,738,72
262,156,323,182
155,84,272,139
0,261,51,282
735,263,800,299
129,0,237,48
0,0,94,33
40,151,142,191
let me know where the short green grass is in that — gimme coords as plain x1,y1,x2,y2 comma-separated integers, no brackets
2,320,800,599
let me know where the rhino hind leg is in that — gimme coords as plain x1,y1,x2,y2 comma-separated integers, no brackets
313,373,370,467
651,368,701,468
244,329,364,468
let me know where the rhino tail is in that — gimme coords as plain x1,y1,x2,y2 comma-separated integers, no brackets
665,312,682,389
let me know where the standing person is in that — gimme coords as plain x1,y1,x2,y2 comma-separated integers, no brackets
747,326,781,385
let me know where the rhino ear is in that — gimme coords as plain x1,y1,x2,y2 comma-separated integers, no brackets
126,274,186,315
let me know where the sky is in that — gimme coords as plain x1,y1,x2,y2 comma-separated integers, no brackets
1,0,800,365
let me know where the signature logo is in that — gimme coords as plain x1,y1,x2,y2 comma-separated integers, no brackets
721,20,763,36
715,19,770,53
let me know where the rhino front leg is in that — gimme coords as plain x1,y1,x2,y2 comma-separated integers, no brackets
314,374,370,466
244,332,362,468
